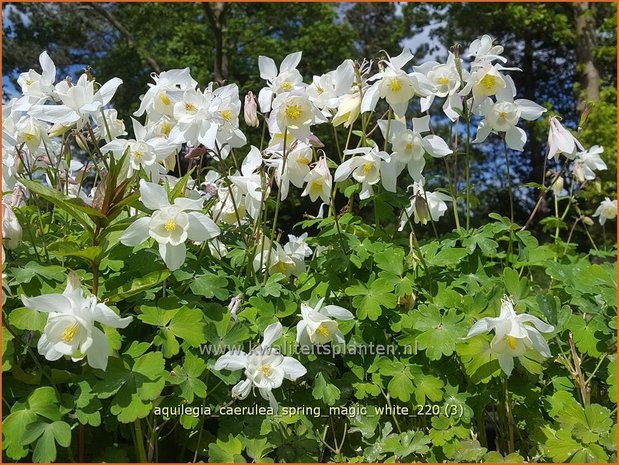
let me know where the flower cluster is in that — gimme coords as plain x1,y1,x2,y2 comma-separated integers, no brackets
2,34,613,399
214,299,354,409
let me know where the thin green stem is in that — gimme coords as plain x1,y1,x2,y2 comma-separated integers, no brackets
133,419,147,463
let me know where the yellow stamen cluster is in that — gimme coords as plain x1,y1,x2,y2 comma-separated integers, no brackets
259,364,273,377
160,93,171,106
285,103,302,121
221,110,234,122
62,323,80,342
184,102,198,112
506,335,518,350
362,163,374,174
389,79,402,92
438,76,449,85
316,324,330,337
281,81,293,92
161,122,172,137
479,74,497,91
164,219,178,232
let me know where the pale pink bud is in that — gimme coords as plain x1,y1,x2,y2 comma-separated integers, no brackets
244,92,259,128
308,133,324,148
228,294,243,320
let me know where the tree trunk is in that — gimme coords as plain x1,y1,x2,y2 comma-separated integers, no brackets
204,2,230,83
572,2,601,110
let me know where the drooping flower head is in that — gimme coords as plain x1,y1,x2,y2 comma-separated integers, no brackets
21,272,132,370
462,296,554,375
214,322,307,411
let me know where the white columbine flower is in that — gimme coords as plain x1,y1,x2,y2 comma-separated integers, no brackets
547,116,584,160
413,52,465,121
302,156,332,203
102,118,178,181
258,52,305,113
399,182,451,228
306,59,355,113
29,74,123,129
572,145,607,182
17,51,57,103
593,197,617,225
296,299,354,346
334,147,397,199
473,97,546,151
379,116,452,182
214,322,307,411
120,180,220,270
134,68,198,120
462,296,554,376
21,272,132,370
362,48,435,116
272,90,327,141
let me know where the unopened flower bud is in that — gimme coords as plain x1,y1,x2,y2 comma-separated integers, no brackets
414,196,431,225
49,123,70,138
2,202,22,250
228,295,243,320
308,133,324,148
582,216,594,226
572,162,585,183
244,91,259,128
75,132,90,152
551,176,564,196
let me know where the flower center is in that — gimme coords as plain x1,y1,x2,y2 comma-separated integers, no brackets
62,322,80,342
221,110,233,122
259,364,273,377
405,143,414,152
389,79,401,92
26,79,34,86
133,151,144,161
160,93,171,106
311,179,323,190
164,219,178,232
276,261,287,273
362,163,374,174
184,102,198,113
479,74,497,90
285,103,302,121
438,76,449,85
281,81,293,92
316,323,330,337
161,122,172,137
498,111,507,119
604,206,615,217
506,335,518,350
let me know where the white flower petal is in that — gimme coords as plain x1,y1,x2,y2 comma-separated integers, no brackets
261,322,283,349
214,351,248,371
86,326,110,370
158,242,186,271
22,294,72,314
187,212,220,242
505,126,526,152
280,51,302,72
92,303,133,329
258,56,278,80
280,356,307,381
320,305,354,321
139,180,170,210
120,217,150,247
497,352,515,376
422,135,452,158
